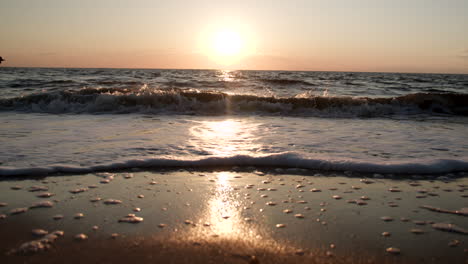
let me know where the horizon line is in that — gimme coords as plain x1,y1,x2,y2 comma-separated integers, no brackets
1,65,467,75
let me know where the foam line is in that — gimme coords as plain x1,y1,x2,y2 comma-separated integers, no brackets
1,153,467,177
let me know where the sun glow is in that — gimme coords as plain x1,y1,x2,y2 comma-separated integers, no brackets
213,30,242,57
199,22,255,67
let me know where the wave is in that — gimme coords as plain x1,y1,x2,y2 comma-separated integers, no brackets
0,87,467,117
257,78,316,86
1,153,467,177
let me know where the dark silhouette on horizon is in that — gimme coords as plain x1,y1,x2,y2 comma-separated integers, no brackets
0,57,4,64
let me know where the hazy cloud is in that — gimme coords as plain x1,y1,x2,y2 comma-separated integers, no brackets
459,49,468,59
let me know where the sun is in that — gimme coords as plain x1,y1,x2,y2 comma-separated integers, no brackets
213,30,243,57
199,23,255,67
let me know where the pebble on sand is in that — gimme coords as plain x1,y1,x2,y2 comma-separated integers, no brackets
74,234,88,241
386,247,401,255
31,229,48,237
30,201,54,209
36,192,54,198
28,186,49,192
118,214,143,223
74,213,84,219
53,214,64,220
410,228,425,234
276,224,286,228
381,216,394,222
103,199,122,205
69,188,88,194
382,232,391,237
10,207,28,215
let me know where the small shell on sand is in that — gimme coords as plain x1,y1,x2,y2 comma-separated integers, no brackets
69,188,88,194
118,214,143,223
133,207,141,212
31,229,48,237
53,230,64,237
332,195,342,200
92,226,99,230
310,188,321,192
388,188,401,192
448,240,460,247
74,213,84,219
386,247,401,254
103,199,122,205
90,197,102,202
10,207,28,215
360,179,374,184
283,209,293,214
266,201,277,206
360,196,370,200
294,214,305,219
276,224,286,228
30,201,54,209
50,214,63,220
381,216,394,222
74,234,88,241
184,220,194,225
15,240,50,255
36,192,54,198
158,223,166,228
123,173,134,179
137,194,144,198
382,232,391,237
28,186,48,192
413,220,426,225
410,229,425,234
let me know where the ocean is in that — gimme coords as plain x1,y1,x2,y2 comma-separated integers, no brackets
1,67,468,176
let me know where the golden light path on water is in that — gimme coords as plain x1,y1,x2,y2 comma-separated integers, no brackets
182,120,293,252
189,119,261,156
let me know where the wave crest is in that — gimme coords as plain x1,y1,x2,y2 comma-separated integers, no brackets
1,153,467,177
0,87,467,117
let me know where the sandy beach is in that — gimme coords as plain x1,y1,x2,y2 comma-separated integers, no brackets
0,169,466,263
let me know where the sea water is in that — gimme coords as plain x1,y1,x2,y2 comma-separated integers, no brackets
0,68,467,176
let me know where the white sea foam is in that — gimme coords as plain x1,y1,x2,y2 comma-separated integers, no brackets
0,153,467,177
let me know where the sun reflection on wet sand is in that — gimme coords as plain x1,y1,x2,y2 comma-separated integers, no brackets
180,171,277,246
189,119,261,156
204,172,253,238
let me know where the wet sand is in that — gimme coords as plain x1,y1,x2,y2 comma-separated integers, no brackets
0,169,467,263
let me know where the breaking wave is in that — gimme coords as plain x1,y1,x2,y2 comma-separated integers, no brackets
1,153,467,177
1,87,467,117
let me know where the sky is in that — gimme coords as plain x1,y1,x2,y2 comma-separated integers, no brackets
1,0,468,73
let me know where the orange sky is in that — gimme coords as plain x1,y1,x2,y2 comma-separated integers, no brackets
1,0,468,73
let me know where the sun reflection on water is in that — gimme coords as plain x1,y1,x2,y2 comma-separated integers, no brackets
189,119,261,156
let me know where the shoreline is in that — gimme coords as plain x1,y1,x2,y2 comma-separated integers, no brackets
0,170,467,263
